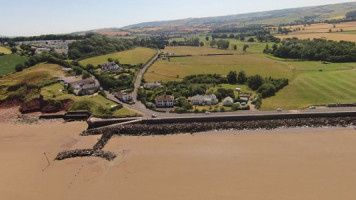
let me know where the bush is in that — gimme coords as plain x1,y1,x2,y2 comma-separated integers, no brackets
15,64,24,72
220,107,225,112
232,104,240,111
257,83,276,98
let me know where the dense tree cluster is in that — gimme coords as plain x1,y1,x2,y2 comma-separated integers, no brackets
209,39,230,49
271,38,356,62
170,38,200,46
346,10,356,19
68,35,168,60
212,25,269,34
183,74,227,84
137,37,168,49
68,35,136,60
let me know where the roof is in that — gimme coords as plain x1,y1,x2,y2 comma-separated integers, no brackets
114,92,132,98
155,95,174,101
192,94,217,101
223,96,234,102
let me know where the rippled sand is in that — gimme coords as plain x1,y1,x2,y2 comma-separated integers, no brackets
1,121,356,200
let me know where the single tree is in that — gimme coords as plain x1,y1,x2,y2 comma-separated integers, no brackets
205,36,209,41
227,71,237,84
237,71,247,84
233,44,237,50
11,47,17,54
243,44,249,52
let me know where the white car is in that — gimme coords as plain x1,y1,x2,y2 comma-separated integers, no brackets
276,108,283,112
205,111,210,115
309,106,316,109
151,114,157,118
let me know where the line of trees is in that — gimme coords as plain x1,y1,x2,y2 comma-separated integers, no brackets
269,38,356,62
169,38,202,47
0,33,95,44
68,35,168,60
210,39,230,49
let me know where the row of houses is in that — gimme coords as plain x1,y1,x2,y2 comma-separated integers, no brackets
154,93,251,108
16,40,75,55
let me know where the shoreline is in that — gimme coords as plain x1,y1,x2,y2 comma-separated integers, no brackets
2,121,356,199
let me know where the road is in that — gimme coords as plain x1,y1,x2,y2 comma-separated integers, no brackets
132,49,161,100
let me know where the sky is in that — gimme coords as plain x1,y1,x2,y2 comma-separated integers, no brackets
0,0,353,36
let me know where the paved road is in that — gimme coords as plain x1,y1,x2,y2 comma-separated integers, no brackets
132,49,161,100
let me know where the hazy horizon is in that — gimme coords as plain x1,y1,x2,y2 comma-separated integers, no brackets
0,0,354,37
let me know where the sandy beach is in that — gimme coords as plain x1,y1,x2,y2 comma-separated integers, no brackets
1,121,356,200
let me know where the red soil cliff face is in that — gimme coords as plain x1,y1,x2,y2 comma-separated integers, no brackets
1,96,73,114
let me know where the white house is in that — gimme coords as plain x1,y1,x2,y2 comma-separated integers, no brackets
114,92,133,102
144,82,162,89
101,62,121,72
223,96,234,106
191,94,218,106
155,95,174,108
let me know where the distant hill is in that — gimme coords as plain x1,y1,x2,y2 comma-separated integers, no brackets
121,2,356,29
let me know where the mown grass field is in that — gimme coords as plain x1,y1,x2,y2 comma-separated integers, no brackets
145,45,356,110
0,54,28,76
262,69,356,110
0,46,11,54
41,83,137,117
80,47,156,66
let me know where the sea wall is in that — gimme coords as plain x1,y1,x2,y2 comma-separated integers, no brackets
83,116,355,136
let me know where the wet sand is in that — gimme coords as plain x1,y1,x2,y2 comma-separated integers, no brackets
1,121,356,200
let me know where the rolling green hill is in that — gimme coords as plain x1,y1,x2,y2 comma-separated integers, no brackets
121,2,356,29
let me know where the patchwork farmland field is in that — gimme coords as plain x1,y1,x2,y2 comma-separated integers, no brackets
80,47,156,66
277,21,356,42
0,54,28,76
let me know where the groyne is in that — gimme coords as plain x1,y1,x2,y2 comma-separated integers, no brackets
55,149,116,161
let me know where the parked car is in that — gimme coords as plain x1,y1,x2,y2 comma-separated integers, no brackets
309,106,316,109
151,114,157,118
276,108,283,112
205,111,210,115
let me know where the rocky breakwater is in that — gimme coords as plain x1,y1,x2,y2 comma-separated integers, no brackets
55,149,116,161
82,116,356,136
